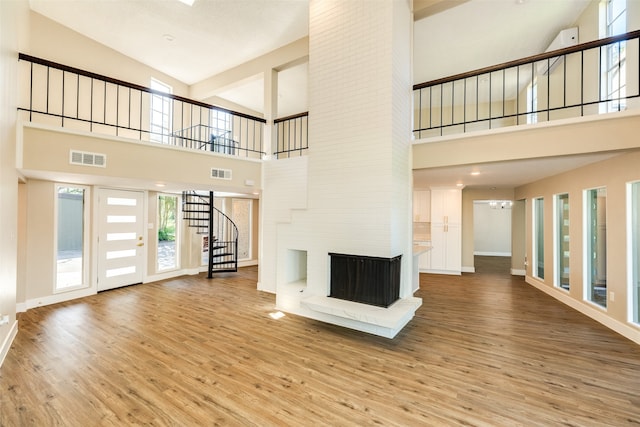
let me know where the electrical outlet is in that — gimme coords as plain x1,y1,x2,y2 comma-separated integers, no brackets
0,315,9,326
610,291,615,302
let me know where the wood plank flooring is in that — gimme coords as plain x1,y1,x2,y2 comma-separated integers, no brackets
2,257,640,426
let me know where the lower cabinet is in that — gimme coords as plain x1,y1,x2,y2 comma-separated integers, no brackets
418,247,431,270
427,223,461,275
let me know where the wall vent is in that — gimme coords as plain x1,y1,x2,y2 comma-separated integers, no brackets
211,167,232,180
70,150,107,168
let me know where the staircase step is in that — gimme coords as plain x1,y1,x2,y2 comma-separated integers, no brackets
211,260,237,266
211,252,233,258
210,268,238,273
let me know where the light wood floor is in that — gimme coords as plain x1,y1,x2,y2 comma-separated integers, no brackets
2,257,640,426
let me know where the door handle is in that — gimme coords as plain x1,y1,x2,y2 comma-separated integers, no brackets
137,242,144,246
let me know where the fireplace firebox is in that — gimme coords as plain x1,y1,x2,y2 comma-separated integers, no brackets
329,253,401,308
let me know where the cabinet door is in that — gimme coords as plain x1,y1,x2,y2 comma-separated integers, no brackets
430,224,446,270
418,249,431,270
431,188,461,224
445,224,462,272
413,190,430,222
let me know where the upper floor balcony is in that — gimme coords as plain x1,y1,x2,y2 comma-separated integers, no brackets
17,53,308,161
413,30,640,140
17,30,640,161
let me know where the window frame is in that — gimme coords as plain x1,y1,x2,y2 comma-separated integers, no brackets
533,196,545,280
54,184,91,293
150,78,173,143
157,193,180,272
584,187,608,309
628,180,640,325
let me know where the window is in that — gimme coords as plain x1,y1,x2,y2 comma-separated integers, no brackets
55,185,89,291
629,182,640,324
585,187,607,308
158,194,179,271
555,193,570,291
150,78,172,143
600,0,627,112
210,109,235,154
533,197,544,279
526,78,538,124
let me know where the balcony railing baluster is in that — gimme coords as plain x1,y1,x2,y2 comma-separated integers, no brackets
274,112,309,159
413,30,640,139
18,53,266,159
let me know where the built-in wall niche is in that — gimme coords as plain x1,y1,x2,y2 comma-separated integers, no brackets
285,249,308,291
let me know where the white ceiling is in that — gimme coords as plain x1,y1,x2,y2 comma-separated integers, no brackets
29,0,309,86
29,0,610,191
413,0,591,83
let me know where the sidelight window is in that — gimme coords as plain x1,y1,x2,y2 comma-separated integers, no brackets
157,194,179,271
55,185,89,291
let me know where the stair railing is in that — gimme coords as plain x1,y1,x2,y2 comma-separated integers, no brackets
182,191,238,277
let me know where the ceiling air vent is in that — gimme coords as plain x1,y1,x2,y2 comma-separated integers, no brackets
211,167,232,180
70,150,107,168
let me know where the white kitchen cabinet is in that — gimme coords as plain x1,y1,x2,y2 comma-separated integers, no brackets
413,190,430,223
427,187,462,275
418,247,431,270
431,188,461,224
429,223,461,273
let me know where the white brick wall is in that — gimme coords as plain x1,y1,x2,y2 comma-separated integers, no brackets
262,0,413,301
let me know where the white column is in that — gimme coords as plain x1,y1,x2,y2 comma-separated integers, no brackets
262,68,278,159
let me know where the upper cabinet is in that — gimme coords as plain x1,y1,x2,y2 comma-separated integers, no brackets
430,187,462,225
413,190,430,222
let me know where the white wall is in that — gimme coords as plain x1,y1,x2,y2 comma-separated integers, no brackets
288,0,412,296
0,0,29,366
473,201,512,256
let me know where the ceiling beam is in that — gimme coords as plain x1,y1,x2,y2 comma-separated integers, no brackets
413,0,471,21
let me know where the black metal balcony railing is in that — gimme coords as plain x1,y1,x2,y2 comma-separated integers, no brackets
18,53,266,159
413,30,640,139
274,111,309,159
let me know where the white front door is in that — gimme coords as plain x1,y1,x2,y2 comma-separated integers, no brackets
97,189,145,291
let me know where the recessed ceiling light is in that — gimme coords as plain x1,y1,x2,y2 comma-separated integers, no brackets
177,0,196,6
162,34,175,42
456,183,464,187
471,171,481,176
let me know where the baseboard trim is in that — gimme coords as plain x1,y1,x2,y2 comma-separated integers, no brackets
525,276,640,346
16,302,27,313
511,269,526,276
462,266,475,273
0,319,18,368
474,252,512,257
26,287,96,310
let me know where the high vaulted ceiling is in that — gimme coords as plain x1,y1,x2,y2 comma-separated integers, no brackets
29,0,610,190
30,0,591,114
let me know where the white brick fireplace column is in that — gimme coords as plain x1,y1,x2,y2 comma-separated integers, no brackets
271,0,420,338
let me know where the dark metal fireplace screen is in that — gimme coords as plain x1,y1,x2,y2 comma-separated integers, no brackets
329,253,401,308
